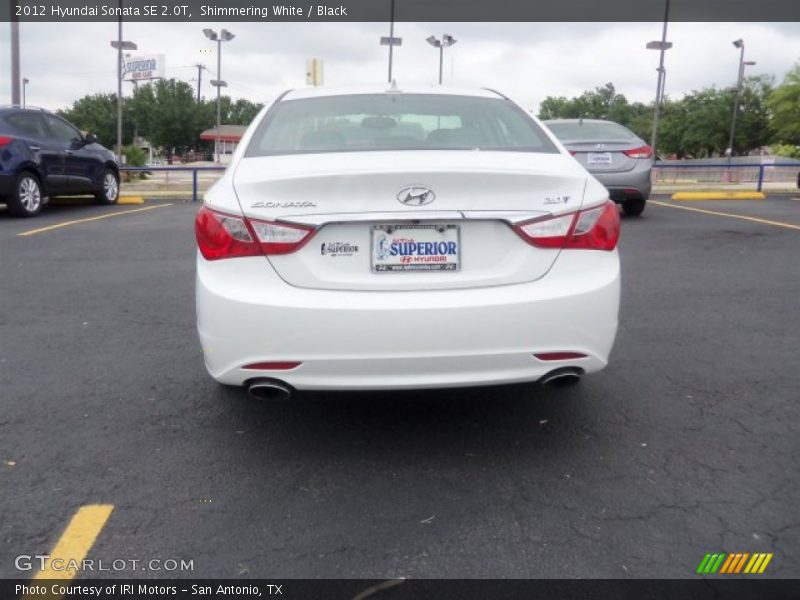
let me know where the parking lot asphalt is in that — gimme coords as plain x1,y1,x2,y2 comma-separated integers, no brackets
1,194,798,579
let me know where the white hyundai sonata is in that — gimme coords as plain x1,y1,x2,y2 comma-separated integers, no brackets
195,84,620,399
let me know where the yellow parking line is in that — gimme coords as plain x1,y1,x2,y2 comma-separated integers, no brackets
650,200,800,232
29,505,114,586
17,204,172,237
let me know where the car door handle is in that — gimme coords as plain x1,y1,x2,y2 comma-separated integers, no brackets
29,145,40,152
65,150,74,155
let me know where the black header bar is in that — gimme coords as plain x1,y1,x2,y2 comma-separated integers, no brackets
4,579,800,600
5,0,800,22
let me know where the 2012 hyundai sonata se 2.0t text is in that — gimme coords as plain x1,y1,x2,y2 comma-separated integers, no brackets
195,84,621,398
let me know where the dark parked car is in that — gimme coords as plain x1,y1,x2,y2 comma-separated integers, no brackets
0,107,119,217
544,118,653,216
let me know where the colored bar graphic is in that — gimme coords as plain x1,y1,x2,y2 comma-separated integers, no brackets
722,553,739,573
696,554,712,574
703,553,719,573
758,553,773,573
734,553,750,573
711,553,726,573
698,552,773,575
720,554,736,574
745,554,761,573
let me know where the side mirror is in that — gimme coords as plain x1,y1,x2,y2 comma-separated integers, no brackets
84,133,98,144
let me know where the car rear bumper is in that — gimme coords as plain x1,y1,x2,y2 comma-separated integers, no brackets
196,250,620,390
591,166,652,201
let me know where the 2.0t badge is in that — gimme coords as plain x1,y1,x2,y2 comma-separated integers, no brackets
397,186,435,206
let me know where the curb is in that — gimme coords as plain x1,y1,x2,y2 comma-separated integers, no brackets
49,196,147,206
671,192,766,201
118,196,145,205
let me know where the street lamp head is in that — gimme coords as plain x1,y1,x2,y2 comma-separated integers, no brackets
442,34,457,46
426,35,440,47
22,78,29,84
732,38,744,49
203,28,218,41
110,40,137,50
220,29,235,41
646,40,673,50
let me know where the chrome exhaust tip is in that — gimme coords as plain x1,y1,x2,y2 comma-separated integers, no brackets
540,367,584,387
247,378,293,401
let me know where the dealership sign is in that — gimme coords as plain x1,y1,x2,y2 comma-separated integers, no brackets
122,55,165,81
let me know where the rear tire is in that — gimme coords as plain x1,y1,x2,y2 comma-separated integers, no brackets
95,168,119,205
622,198,646,217
7,172,43,218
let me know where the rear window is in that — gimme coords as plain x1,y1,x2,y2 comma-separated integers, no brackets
246,94,558,156
546,121,636,142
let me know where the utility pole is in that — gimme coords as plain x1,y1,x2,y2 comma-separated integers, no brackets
194,64,206,102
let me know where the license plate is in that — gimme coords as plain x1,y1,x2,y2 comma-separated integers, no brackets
371,224,460,272
588,152,612,166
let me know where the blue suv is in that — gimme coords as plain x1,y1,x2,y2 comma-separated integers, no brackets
0,107,119,217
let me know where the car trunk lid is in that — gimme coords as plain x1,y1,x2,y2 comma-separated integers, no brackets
232,151,588,291
565,140,639,173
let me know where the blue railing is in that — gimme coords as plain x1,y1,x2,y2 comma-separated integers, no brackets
653,162,800,192
119,162,799,201
120,165,226,202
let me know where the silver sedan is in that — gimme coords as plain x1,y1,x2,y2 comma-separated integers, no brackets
544,119,653,216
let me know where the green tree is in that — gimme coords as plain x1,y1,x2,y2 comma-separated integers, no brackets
538,83,652,141
677,88,732,157
663,77,772,158
734,75,774,154
58,93,132,148
128,79,207,153
768,63,800,145
222,97,264,125
539,78,775,157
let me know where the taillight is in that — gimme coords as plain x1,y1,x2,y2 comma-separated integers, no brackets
623,145,653,159
195,206,316,260
514,200,620,251
196,206,261,260
0,136,14,148
248,219,316,255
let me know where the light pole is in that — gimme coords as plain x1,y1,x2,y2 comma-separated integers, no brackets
426,34,457,85
10,13,21,106
110,2,137,162
203,28,235,163
379,0,402,83
22,78,29,107
727,39,756,159
646,0,672,160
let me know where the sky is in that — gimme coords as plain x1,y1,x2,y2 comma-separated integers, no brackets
1,21,799,114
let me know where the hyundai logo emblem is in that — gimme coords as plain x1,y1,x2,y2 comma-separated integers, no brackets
397,186,435,206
